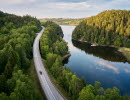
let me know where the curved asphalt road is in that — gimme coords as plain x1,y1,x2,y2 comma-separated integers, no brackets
33,26,65,100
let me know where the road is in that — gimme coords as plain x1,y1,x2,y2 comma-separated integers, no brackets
33,26,65,100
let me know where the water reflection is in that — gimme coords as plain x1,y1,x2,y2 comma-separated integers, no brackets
124,69,130,73
61,25,130,95
96,61,119,73
72,39,128,63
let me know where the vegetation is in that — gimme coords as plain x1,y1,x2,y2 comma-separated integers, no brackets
40,21,86,99
78,82,128,100
40,21,129,100
1,9,129,100
72,10,130,48
27,60,45,100
118,47,130,61
72,40,128,62
0,11,44,100
40,18,84,26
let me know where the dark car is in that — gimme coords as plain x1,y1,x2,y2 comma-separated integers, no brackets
39,71,42,75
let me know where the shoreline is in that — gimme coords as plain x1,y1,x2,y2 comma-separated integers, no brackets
62,53,71,61
59,24,78,26
72,39,130,62
73,39,119,48
118,47,130,62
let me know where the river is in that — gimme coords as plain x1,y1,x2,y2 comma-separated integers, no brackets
61,25,130,95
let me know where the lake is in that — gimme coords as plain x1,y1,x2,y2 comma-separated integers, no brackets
61,25,130,95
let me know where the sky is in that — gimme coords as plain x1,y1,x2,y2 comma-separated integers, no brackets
0,0,130,18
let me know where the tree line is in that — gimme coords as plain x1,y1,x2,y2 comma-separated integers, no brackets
40,21,86,99
72,40,128,63
72,10,130,48
40,21,129,100
40,18,84,26
0,11,43,100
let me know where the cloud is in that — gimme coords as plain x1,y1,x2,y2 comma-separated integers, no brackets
49,0,87,3
0,0,36,6
124,69,130,73
96,67,106,71
43,2,92,10
100,0,130,10
97,61,119,73
0,0,130,18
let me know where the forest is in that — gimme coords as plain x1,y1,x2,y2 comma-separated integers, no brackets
40,18,84,26
40,21,129,100
0,10,130,100
72,10,130,48
0,11,43,100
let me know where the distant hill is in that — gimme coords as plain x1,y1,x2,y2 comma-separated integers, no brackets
72,10,130,48
39,18,84,26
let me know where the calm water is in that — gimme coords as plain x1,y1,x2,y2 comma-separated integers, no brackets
61,25,130,95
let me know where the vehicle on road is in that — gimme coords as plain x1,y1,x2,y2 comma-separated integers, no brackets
39,71,42,75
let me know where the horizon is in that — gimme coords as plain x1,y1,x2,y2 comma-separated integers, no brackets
0,0,130,19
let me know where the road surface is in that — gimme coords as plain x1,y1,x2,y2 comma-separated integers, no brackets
33,26,65,100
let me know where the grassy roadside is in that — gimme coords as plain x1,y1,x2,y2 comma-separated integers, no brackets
42,59,71,100
27,59,46,100
118,47,130,61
